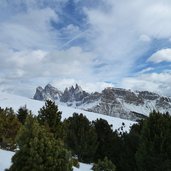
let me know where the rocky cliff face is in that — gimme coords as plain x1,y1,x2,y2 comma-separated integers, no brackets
33,84,171,121
60,84,90,105
33,84,62,101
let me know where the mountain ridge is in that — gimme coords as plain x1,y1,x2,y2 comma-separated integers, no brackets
33,84,171,121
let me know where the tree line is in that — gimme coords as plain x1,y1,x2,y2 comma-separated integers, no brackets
0,100,171,171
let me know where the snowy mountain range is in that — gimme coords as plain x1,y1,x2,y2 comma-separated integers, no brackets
0,92,134,132
0,89,136,170
33,84,171,121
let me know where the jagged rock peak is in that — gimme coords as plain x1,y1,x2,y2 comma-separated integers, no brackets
45,83,54,89
67,84,83,93
60,84,89,103
33,86,44,100
75,83,83,91
44,84,60,93
68,85,75,93
36,86,43,92
33,84,62,101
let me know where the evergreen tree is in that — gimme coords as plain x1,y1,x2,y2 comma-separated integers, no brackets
117,120,143,171
0,107,21,150
64,113,98,163
107,131,123,170
92,157,116,171
93,119,114,161
136,111,171,171
37,100,63,139
17,105,30,124
8,116,73,171
93,119,125,170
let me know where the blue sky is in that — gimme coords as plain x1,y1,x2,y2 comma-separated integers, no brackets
0,0,171,96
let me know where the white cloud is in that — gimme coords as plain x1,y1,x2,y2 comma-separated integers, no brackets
0,46,98,96
137,2,171,39
60,24,81,35
0,8,59,50
138,67,154,74
148,48,171,63
9,50,47,68
1,0,171,96
83,0,171,73
121,71,171,96
139,35,151,42
86,0,171,50
51,79,114,93
0,47,95,79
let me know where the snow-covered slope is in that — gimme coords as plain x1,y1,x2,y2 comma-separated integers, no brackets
0,92,136,171
0,149,92,171
0,92,135,132
0,149,14,171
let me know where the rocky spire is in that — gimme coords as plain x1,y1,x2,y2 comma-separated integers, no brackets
33,84,62,101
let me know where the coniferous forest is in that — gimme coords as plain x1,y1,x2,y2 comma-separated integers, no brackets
0,100,171,171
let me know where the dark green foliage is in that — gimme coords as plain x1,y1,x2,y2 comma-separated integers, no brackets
0,107,21,150
92,119,125,170
136,111,171,171
92,157,116,171
17,105,30,124
92,118,143,171
116,121,143,171
37,100,63,139
2,103,171,171
8,116,73,171
93,119,115,161
64,113,98,163
107,131,123,171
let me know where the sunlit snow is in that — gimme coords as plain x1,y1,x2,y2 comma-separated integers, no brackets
0,92,136,170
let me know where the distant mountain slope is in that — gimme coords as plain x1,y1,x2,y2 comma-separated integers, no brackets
0,92,134,132
33,84,171,121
